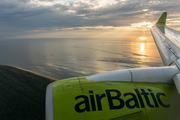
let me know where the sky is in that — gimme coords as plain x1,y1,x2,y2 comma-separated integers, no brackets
1,0,180,39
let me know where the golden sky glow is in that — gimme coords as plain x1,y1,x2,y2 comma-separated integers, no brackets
131,22,153,28
16,23,154,39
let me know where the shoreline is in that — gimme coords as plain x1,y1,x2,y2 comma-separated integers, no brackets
4,65,58,81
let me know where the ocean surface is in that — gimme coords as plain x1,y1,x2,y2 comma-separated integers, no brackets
0,35,163,79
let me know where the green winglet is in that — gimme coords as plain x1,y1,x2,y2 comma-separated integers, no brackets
156,12,167,25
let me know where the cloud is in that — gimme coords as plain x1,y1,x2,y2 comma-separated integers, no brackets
0,0,180,38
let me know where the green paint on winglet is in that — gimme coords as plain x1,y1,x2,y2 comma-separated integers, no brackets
156,12,167,25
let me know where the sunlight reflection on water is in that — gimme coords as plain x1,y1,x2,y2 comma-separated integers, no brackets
0,34,163,79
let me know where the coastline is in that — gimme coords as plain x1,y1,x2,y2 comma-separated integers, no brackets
0,65,56,120
6,65,58,81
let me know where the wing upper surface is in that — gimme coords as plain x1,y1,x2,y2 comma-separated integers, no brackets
150,25,177,65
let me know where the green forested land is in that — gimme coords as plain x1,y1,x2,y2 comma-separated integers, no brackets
0,65,56,120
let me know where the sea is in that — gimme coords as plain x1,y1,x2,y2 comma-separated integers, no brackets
0,33,163,80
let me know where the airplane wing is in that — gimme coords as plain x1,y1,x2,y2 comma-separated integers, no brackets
150,12,180,95
150,12,180,66
45,13,180,120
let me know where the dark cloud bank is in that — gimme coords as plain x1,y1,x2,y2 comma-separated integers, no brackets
0,0,180,38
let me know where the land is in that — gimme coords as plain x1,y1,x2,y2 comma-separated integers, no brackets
0,65,57,120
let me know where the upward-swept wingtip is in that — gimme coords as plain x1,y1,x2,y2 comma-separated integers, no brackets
156,12,167,25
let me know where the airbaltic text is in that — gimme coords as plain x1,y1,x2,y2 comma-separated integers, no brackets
75,89,170,113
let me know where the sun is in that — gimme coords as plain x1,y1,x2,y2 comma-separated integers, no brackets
140,37,147,40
